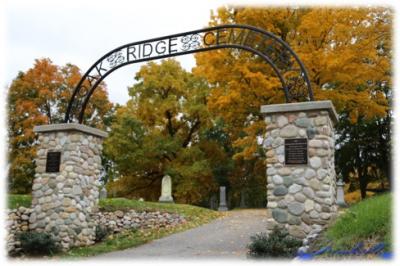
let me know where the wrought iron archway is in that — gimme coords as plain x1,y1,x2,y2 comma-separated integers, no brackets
65,24,314,123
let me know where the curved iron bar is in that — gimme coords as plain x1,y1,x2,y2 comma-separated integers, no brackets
64,24,314,123
78,44,289,123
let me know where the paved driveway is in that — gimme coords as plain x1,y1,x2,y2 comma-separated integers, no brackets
91,209,269,260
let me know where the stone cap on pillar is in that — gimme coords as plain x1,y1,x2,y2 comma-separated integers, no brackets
260,100,339,124
33,123,108,138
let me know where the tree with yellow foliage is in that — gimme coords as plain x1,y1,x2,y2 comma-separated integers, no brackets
194,7,392,199
104,60,220,203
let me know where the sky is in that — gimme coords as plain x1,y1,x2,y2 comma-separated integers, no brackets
3,0,397,105
3,0,233,105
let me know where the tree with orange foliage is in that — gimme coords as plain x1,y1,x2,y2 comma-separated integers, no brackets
7,58,113,193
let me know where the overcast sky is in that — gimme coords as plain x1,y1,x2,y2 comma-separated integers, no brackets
3,0,234,105
3,0,398,106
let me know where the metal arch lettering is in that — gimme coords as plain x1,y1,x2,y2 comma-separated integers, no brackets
64,24,314,123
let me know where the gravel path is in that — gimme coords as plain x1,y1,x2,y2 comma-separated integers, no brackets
92,209,269,260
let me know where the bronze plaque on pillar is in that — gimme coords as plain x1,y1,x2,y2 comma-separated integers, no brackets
46,152,61,173
284,138,308,165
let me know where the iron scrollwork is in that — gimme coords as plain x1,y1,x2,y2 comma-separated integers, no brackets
181,34,201,51
65,24,314,124
107,51,125,68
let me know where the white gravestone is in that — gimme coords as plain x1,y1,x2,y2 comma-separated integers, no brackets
336,179,347,207
99,187,107,199
218,186,228,211
159,175,174,203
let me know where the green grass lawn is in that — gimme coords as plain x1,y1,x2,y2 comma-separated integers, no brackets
99,197,213,216
8,194,32,209
324,193,392,251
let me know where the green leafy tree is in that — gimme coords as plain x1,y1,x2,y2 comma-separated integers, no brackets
336,91,392,198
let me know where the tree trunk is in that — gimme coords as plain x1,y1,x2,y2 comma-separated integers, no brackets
355,144,367,199
359,173,368,199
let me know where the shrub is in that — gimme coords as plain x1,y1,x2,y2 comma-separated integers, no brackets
247,226,302,258
18,231,60,256
95,225,110,242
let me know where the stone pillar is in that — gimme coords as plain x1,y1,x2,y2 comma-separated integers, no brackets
261,101,338,238
30,123,107,250
218,186,228,211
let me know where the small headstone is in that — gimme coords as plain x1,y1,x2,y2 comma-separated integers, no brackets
209,194,218,210
99,187,107,199
218,186,228,211
336,179,347,207
240,190,247,208
159,175,174,203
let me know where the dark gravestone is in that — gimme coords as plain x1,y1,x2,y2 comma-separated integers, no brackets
209,194,218,210
218,186,228,211
45,152,61,173
240,189,247,208
285,138,308,165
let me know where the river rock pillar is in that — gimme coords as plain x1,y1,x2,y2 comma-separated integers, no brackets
30,123,108,250
261,101,339,238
